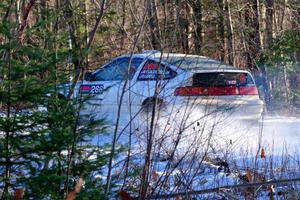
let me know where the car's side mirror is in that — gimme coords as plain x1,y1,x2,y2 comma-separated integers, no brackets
85,72,93,81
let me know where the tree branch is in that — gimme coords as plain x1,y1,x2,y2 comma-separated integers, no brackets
17,0,36,42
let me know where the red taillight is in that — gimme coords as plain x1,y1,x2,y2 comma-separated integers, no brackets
238,85,258,95
174,86,258,96
174,87,205,96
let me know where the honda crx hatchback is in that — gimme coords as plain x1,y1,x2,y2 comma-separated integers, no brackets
61,51,264,130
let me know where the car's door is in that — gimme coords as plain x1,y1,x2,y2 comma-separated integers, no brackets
79,56,144,121
130,59,178,112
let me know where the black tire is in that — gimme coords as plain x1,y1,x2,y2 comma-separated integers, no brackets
141,97,164,113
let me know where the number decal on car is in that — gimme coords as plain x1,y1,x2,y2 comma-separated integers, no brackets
80,85,104,94
90,85,104,94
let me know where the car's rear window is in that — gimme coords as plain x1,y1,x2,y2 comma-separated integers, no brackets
162,56,227,70
193,72,254,87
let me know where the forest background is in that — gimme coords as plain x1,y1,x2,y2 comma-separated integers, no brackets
0,0,299,199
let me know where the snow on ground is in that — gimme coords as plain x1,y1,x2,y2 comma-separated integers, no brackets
92,106,300,169
91,108,300,198
259,116,300,154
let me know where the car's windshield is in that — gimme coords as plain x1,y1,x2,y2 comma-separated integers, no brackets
161,55,232,70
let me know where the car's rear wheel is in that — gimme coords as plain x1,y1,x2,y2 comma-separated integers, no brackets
141,97,165,113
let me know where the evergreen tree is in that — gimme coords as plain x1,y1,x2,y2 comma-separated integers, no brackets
0,1,110,199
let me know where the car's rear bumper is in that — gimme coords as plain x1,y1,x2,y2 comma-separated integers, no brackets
168,95,264,123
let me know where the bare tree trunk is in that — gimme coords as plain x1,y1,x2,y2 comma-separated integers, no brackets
146,0,161,49
265,0,274,51
237,1,248,68
17,0,36,42
277,0,287,32
244,0,261,70
1,49,11,200
283,65,291,109
288,71,299,111
177,1,189,53
186,3,194,52
120,0,126,50
84,0,89,66
190,0,202,54
224,0,234,65
217,0,225,61
162,0,175,51
244,0,270,105
288,4,300,109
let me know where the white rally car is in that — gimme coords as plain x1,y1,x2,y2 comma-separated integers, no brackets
61,51,264,130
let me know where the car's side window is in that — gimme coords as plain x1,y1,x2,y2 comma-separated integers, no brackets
137,60,177,81
92,57,143,81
